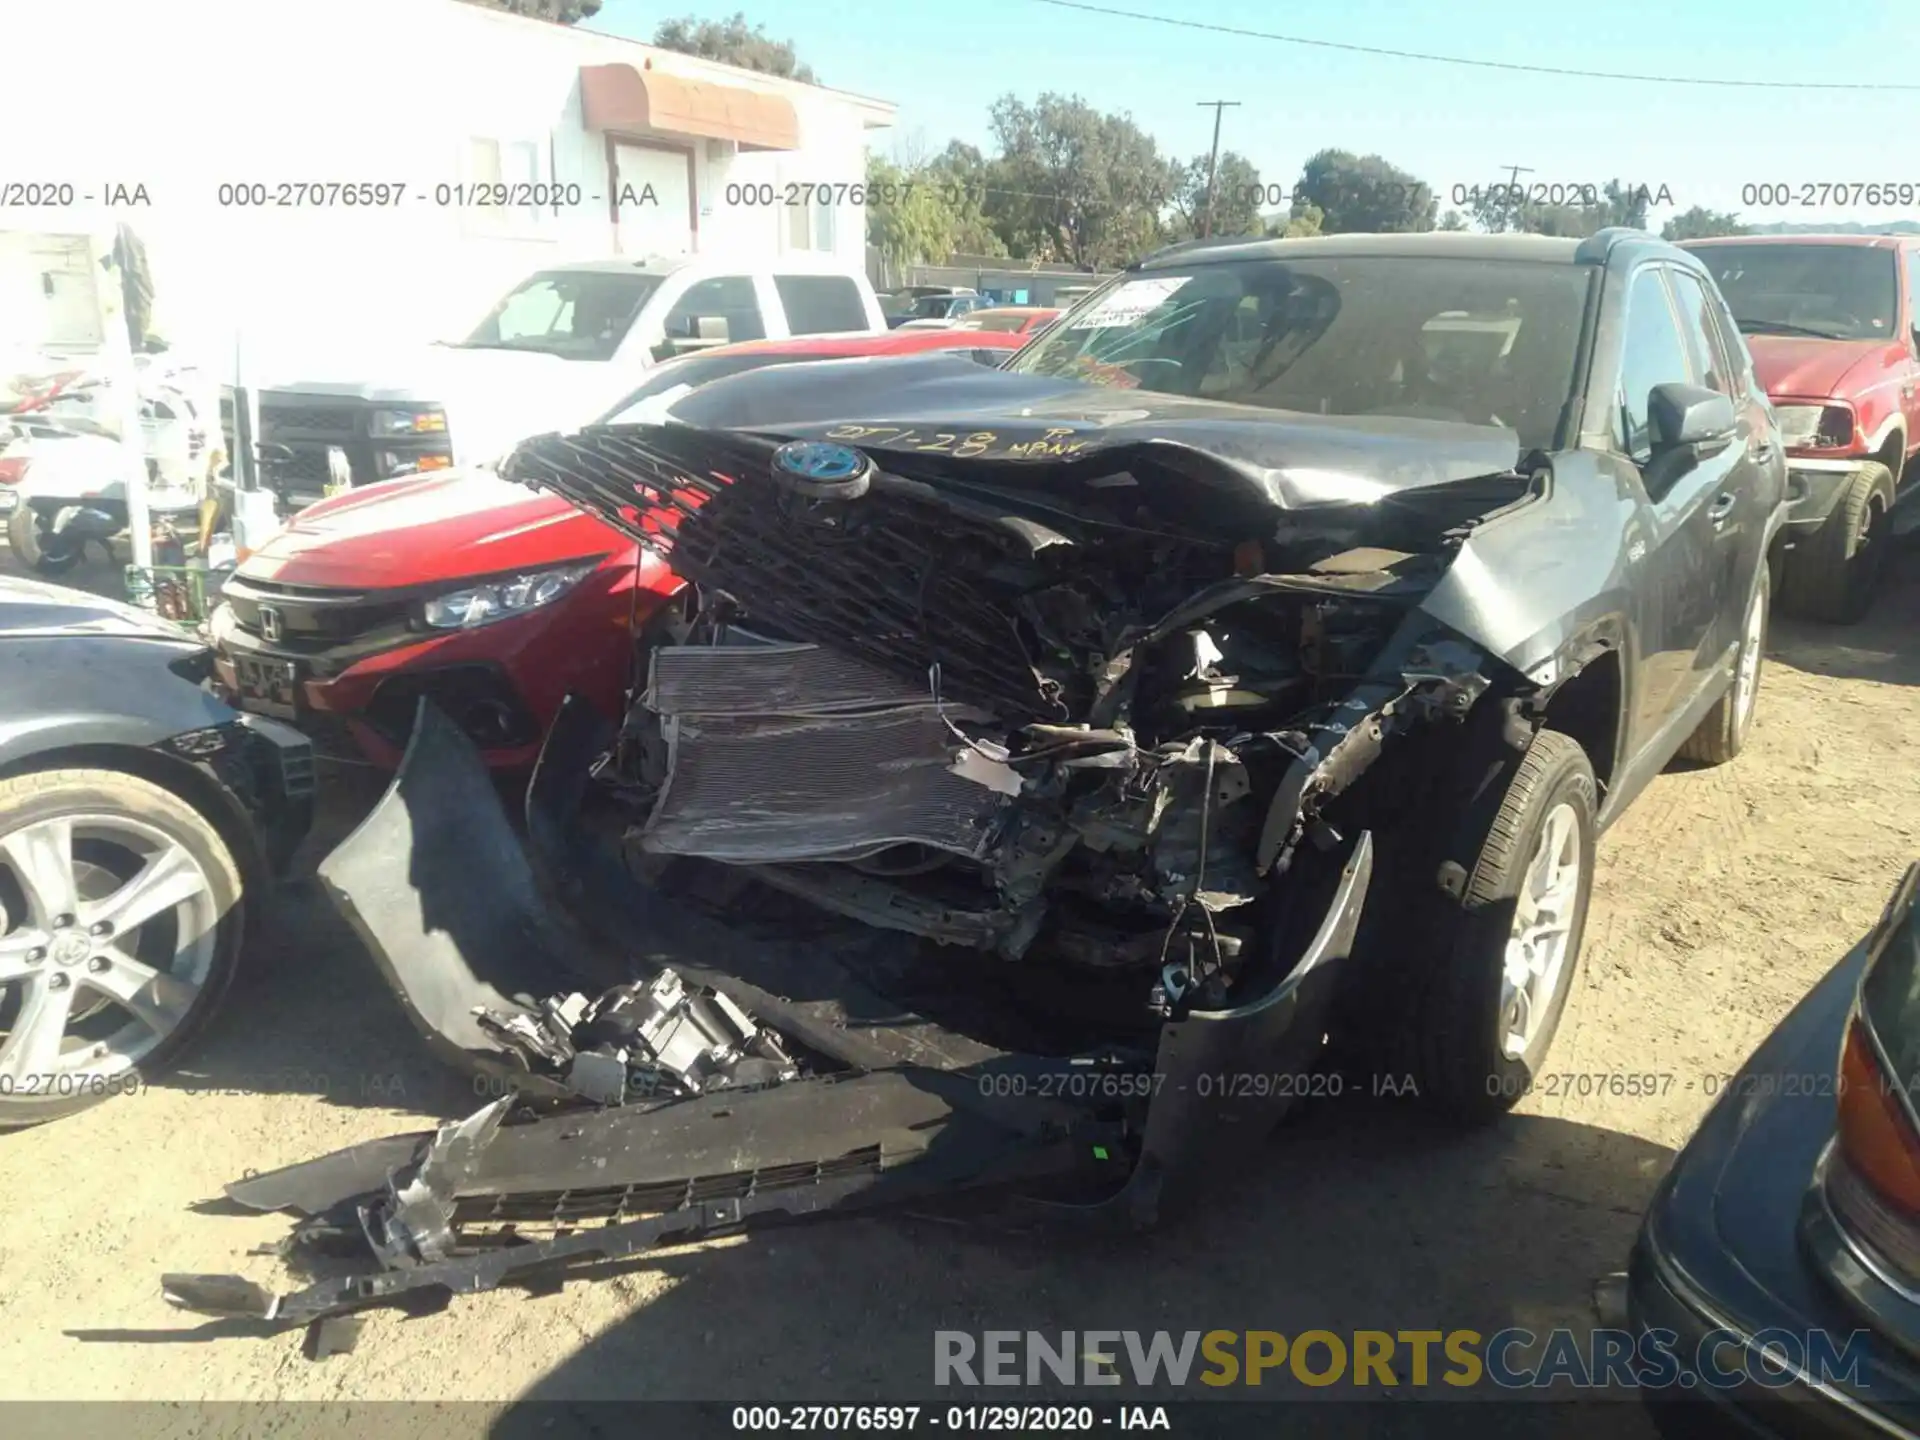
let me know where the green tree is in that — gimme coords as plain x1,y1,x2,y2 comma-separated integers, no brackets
865,151,1007,269
1598,179,1654,230
866,155,951,269
458,0,601,21
984,93,1171,267
1472,178,1661,237
1291,149,1437,234
651,11,816,82
1663,206,1750,241
1437,208,1469,232
926,142,1007,257
1165,151,1262,241
1269,204,1323,239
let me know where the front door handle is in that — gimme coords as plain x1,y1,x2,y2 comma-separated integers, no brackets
1709,492,1737,526
1750,440,1776,464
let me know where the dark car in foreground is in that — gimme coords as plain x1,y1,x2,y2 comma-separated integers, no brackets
162,229,1791,1333
1628,863,1920,1439
0,576,314,1128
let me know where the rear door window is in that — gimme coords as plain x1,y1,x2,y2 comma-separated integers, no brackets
1667,269,1735,397
774,276,869,335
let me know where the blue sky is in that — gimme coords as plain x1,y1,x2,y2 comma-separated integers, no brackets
593,0,1920,228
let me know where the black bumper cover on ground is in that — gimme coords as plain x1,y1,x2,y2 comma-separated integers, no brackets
161,700,1373,1330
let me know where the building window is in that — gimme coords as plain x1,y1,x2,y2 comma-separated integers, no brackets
777,179,838,253
461,136,549,238
785,198,811,251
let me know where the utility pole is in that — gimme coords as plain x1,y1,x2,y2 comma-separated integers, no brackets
1499,163,1535,234
1197,100,1242,238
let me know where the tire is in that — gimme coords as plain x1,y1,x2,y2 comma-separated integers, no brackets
6,505,82,576
1392,729,1598,1121
0,768,245,1129
1779,461,1895,623
1677,562,1769,767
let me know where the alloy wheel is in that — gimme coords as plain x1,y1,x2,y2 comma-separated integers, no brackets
1733,581,1765,733
0,813,219,1087
1498,801,1585,1061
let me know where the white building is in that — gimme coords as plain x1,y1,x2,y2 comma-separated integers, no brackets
0,0,893,362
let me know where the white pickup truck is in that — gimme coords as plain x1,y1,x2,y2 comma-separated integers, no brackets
243,253,887,512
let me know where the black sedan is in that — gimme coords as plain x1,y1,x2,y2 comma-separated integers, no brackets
1629,863,1920,1437
0,574,314,1127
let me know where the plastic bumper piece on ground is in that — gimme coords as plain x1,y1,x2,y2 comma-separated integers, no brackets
160,699,1373,1333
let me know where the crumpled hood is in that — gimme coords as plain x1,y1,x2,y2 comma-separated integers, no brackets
1745,335,1893,401
660,352,1523,508
236,470,621,587
0,574,198,643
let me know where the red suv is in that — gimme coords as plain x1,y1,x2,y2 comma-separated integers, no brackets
1684,235,1920,621
207,329,1027,769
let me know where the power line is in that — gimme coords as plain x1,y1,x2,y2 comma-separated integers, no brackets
1027,0,1920,91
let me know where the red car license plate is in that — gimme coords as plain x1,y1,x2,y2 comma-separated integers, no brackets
232,654,302,720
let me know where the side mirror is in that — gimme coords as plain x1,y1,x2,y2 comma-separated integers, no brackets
663,315,730,356
1648,382,1736,456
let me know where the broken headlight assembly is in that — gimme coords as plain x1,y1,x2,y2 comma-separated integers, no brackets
420,558,602,630
1773,401,1855,452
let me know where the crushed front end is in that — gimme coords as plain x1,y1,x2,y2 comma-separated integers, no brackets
163,416,1535,1335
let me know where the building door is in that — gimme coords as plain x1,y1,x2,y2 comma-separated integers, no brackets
612,141,694,259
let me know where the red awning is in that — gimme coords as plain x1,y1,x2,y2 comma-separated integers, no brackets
580,63,800,151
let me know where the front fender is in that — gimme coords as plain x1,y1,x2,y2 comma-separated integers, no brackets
0,636,237,774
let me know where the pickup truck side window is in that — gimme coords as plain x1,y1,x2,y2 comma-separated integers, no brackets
1907,249,1920,341
1668,270,1734,398
663,277,766,349
774,275,869,335
1616,269,1695,466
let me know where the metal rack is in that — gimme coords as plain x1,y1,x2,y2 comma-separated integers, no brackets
124,562,214,629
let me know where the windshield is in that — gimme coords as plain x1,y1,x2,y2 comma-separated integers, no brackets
1007,256,1592,451
911,295,966,318
460,271,661,361
1692,244,1899,342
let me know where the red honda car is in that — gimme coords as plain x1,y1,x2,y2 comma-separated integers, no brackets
208,329,1026,769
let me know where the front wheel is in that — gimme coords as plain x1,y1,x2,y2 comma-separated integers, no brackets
6,505,84,576
1779,462,1894,623
1393,729,1599,1121
0,769,246,1129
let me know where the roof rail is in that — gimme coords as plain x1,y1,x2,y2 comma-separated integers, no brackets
1574,227,1645,265
1138,233,1263,266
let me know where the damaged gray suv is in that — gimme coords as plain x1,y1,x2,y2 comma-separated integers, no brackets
166,229,1787,1332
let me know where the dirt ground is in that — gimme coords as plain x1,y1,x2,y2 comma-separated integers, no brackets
5,532,1920,1426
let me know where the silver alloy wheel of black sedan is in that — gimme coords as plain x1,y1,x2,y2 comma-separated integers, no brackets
0,769,244,1122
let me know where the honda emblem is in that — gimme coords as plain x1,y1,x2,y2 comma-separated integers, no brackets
258,605,284,643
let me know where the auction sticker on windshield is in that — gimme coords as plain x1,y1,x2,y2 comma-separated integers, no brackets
1066,276,1193,329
